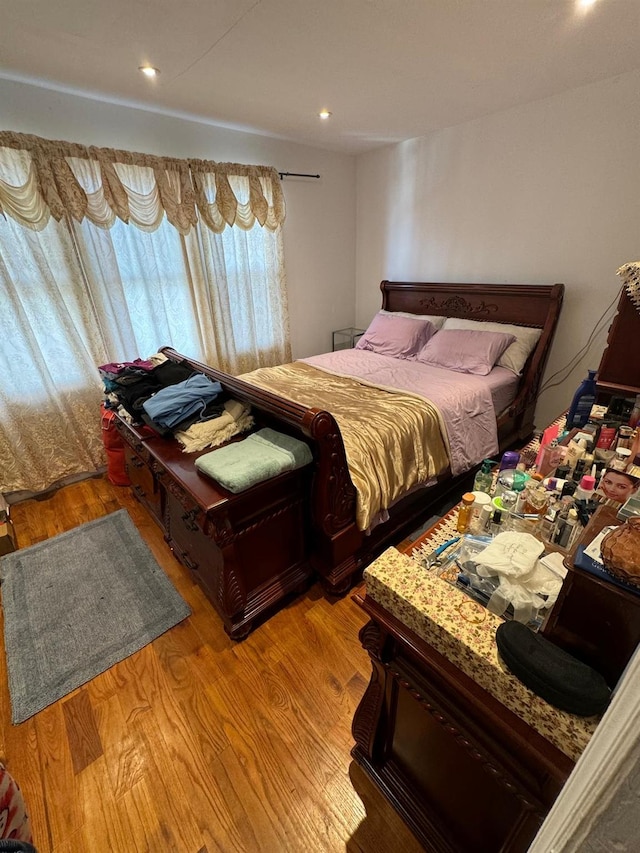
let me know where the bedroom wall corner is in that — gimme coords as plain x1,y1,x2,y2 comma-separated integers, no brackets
354,70,640,429
0,77,357,362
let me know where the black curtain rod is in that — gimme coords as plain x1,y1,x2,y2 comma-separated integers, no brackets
278,171,320,180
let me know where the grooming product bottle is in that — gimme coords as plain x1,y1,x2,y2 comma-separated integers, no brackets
573,458,586,480
566,369,597,429
565,437,587,472
574,475,596,502
537,438,567,478
456,493,475,534
470,491,492,533
499,451,521,472
543,476,566,494
554,507,579,548
595,424,617,463
473,459,495,494
478,502,493,533
611,447,632,471
515,472,541,512
616,426,634,451
627,454,640,479
522,484,549,517
495,468,528,500
539,495,559,542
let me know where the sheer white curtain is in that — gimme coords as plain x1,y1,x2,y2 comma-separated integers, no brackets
0,137,291,495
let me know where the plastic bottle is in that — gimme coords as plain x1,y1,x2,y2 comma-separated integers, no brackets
574,475,596,502
543,476,566,494
456,493,476,533
499,450,521,471
566,370,597,430
473,459,495,494
497,468,528,502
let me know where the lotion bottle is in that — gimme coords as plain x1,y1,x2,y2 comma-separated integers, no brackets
574,475,596,502
473,459,494,494
566,370,597,429
456,493,475,534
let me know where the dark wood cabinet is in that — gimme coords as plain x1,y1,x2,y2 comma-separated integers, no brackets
114,414,314,639
122,440,163,526
542,505,640,687
596,288,640,398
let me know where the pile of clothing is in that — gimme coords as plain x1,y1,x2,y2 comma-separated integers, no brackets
99,353,253,452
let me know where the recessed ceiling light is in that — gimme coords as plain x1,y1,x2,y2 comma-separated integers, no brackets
318,110,332,120
138,66,160,78
577,0,597,7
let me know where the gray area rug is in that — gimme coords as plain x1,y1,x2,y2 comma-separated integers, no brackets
1,509,191,724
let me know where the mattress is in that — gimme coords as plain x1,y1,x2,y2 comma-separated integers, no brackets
300,349,516,476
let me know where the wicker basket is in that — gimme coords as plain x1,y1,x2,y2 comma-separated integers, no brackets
600,517,640,588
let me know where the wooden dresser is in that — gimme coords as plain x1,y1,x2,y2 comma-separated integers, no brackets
351,545,598,853
596,287,640,399
114,415,314,639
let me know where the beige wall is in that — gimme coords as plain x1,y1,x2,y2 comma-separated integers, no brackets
0,77,357,360
355,70,640,428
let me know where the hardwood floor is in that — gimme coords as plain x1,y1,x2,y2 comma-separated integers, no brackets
0,477,424,853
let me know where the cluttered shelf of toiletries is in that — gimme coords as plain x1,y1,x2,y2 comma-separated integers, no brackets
403,405,640,636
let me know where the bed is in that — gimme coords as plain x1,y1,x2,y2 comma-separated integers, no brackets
161,280,564,593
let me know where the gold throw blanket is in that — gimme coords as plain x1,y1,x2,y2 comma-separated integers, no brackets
240,362,449,530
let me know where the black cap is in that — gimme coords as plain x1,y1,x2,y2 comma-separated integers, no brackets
561,480,577,498
556,465,571,480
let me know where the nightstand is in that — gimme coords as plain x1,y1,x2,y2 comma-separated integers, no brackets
332,327,365,351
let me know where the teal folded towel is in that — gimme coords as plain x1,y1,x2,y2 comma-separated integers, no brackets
195,427,313,493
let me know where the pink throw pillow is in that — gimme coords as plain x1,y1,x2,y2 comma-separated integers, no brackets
355,313,436,359
415,329,516,375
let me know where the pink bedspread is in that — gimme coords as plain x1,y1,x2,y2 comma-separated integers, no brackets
301,350,508,476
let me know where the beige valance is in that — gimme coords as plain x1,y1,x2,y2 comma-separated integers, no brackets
0,131,285,234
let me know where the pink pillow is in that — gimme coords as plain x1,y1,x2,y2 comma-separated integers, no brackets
355,313,436,359
415,329,516,375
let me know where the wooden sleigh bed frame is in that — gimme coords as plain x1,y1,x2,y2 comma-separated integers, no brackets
161,280,564,594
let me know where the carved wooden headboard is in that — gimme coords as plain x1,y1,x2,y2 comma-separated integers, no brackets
380,280,565,445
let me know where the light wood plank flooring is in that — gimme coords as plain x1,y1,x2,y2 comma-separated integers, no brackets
0,477,424,853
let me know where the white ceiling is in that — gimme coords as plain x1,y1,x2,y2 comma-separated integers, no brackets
1,0,638,154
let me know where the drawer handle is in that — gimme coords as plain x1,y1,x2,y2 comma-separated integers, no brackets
182,552,198,572
181,509,199,532
130,456,145,469
132,484,146,499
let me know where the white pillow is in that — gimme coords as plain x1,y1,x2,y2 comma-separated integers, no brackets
442,317,542,375
379,309,446,330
